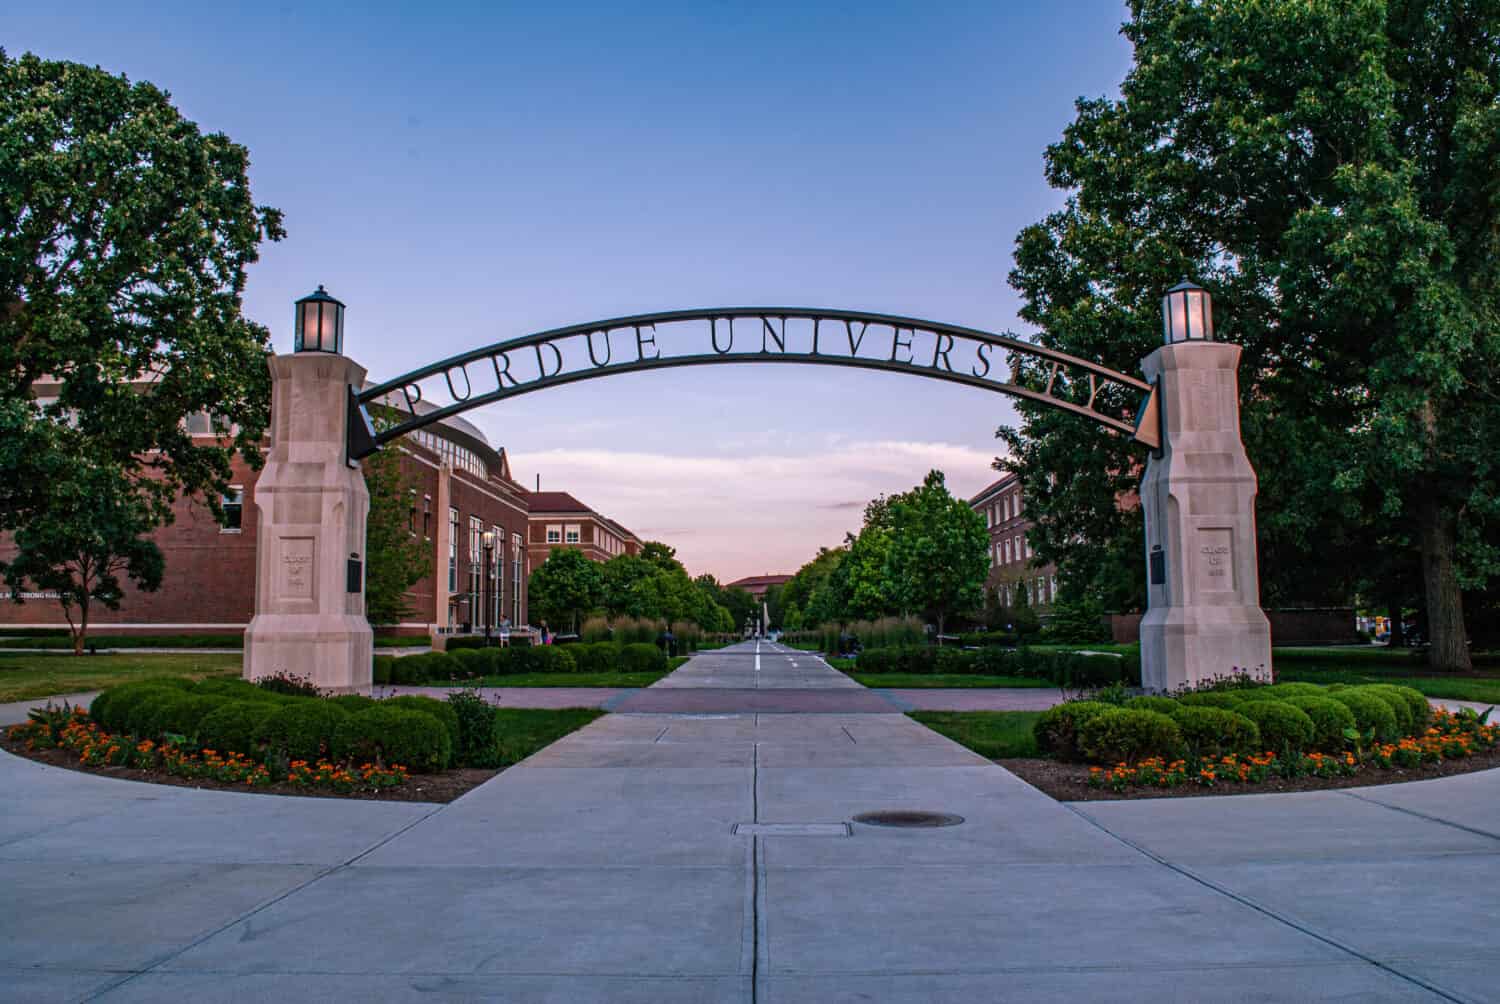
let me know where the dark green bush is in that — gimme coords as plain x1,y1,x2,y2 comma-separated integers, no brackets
445,636,488,651
255,672,323,698
493,646,538,675
1125,696,1181,716
530,645,577,674
1362,684,1429,733
1329,689,1400,741
263,701,350,761
335,706,451,771
147,694,223,740
1033,701,1112,762
198,701,277,757
1283,696,1357,751
448,648,492,678
90,683,178,733
1078,708,1184,764
1345,686,1414,735
570,643,620,674
1235,700,1315,754
193,677,284,702
383,696,461,752
372,655,394,686
329,694,377,713
446,688,497,766
1169,706,1261,759
389,653,431,685
1175,691,1247,710
620,643,666,674
957,630,1019,648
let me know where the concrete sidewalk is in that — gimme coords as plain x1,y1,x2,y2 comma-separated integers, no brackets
0,641,1496,1001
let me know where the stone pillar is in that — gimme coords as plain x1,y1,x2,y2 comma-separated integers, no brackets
244,354,372,693
1138,341,1271,692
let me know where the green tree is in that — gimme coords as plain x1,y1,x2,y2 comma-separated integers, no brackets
719,585,758,632
883,470,990,637
600,554,656,617
527,548,604,633
1,51,284,538
361,435,429,626
3,460,165,654
1003,1,1500,669
639,540,680,572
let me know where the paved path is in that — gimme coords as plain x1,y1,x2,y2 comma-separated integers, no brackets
1,641,1498,1001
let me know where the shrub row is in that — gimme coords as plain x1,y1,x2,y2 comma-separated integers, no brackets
90,678,457,772
373,642,667,684
1033,682,1430,765
851,645,1139,688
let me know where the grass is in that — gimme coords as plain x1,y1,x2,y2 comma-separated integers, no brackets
0,652,240,703
1277,666,1500,705
909,711,1042,759
852,673,1054,689
473,671,668,688
669,656,691,670
491,708,606,766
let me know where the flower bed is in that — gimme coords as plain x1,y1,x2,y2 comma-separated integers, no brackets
7,709,409,794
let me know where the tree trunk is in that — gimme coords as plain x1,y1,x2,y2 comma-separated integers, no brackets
1385,597,1405,648
1416,496,1470,671
71,598,88,656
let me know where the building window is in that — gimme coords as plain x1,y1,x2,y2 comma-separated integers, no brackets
565,524,580,544
468,516,483,619
1002,539,1011,564
491,524,504,627
546,524,562,544
220,486,244,532
448,507,459,593
511,532,523,624
423,495,432,538
408,490,417,535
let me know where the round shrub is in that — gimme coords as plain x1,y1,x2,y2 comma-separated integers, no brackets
335,706,451,772
1125,696,1181,716
620,643,667,674
1258,683,1325,700
372,655,394,686
1078,709,1183,765
1363,685,1429,734
382,696,461,752
530,645,577,674
329,694,377,714
1175,691,1246,710
1330,690,1400,741
1283,696,1357,752
1352,686,1414,734
124,690,187,738
1235,701,1315,755
1168,706,1261,759
146,694,223,741
264,701,350,761
91,683,173,733
193,677,287,702
1033,701,1112,762
198,701,277,757
570,643,619,674
449,648,492,679
389,654,431,685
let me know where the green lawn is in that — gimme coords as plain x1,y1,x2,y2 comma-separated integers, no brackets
852,674,1054,689
473,671,668,688
909,711,1042,759
0,632,424,651
491,708,606,766
0,652,240,703
1276,666,1500,705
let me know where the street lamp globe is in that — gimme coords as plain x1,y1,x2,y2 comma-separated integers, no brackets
1161,279,1214,344
294,285,346,354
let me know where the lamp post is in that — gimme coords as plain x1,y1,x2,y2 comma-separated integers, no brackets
482,530,496,646
1161,279,1213,343
294,285,346,353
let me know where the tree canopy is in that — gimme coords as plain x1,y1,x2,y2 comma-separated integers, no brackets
1002,0,1500,669
527,548,604,633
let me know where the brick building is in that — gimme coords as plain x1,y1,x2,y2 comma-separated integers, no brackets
0,390,533,638
970,474,1057,611
525,491,642,566
725,574,792,600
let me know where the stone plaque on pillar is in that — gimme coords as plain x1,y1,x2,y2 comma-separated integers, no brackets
243,354,373,694
1138,342,1272,692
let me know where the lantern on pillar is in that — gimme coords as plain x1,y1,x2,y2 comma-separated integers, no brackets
294,285,346,354
1161,279,1213,343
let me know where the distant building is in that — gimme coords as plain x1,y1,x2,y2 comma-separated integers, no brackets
970,474,1057,611
725,574,793,600
525,491,642,566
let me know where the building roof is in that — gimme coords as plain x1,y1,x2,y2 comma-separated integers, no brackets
726,574,794,590
524,491,594,515
970,472,1020,506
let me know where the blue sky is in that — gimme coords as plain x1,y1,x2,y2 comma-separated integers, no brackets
6,1,1134,581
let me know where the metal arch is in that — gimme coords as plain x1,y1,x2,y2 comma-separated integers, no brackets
352,307,1161,458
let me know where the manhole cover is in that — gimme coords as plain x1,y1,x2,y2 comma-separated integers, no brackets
852,810,964,828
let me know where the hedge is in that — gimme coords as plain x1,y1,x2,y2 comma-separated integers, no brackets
1033,701,1112,762
264,702,351,761
620,643,666,674
1235,701,1316,755
335,706,451,772
1283,696,1357,752
1175,691,1247,710
198,701,277,756
383,696,461,752
1079,709,1183,765
1329,689,1400,741
1170,706,1260,759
